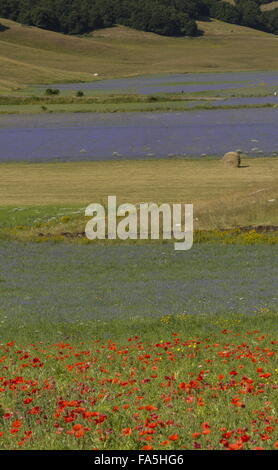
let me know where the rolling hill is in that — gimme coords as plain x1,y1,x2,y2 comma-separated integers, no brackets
223,0,278,9
0,17,278,90
261,1,278,11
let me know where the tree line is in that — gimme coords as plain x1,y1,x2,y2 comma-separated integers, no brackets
0,0,277,37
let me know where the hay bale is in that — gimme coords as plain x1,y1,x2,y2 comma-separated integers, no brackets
222,151,241,168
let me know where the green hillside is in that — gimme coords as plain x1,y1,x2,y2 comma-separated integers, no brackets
0,17,278,90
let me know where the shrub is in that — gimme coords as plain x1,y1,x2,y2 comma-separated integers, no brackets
45,88,60,96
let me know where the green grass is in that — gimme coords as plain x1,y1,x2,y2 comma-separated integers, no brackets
176,85,278,99
1,209,278,245
1,241,277,324
1,241,277,322
0,159,277,240
0,311,277,449
0,308,276,345
0,89,224,114
146,80,247,86
1,83,277,114
220,86,278,98
0,91,209,114
0,99,276,114
0,18,278,91
0,206,83,228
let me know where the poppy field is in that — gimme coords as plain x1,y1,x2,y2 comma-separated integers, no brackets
0,313,277,450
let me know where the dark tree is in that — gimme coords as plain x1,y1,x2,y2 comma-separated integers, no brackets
236,0,263,28
262,8,278,34
31,7,59,30
0,0,277,37
210,2,241,24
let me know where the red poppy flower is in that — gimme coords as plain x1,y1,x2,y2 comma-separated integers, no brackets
168,434,178,441
122,427,132,436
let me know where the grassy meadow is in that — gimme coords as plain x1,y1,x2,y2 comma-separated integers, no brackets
1,81,278,115
0,98,276,115
1,17,278,92
0,309,277,450
0,158,277,241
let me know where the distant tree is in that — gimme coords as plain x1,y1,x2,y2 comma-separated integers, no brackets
61,10,88,34
95,0,115,28
262,8,278,34
87,10,108,32
17,0,34,24
0,0,21,21
0,0,277,37
17,10,33,25
45,88,60,96
210,2,241,24
236,0,263,28
31,7,59,31
147,8,180,36
177,12,198,36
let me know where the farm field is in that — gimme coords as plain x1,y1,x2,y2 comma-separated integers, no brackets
1,70,278,115
0,12,278,452
1,157,277,450
0,99,277,115
0,242,277,323
1,164,276,451
0,158,278,234
42,71,278,94
1,108,278,161
0,306,277,450
1,18,278,91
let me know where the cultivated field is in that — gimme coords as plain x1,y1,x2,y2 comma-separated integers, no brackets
1,18,278,91
0,158,277,237
0,309,277,450
1,73,278,114
0,15,277,451
1,242,277,323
